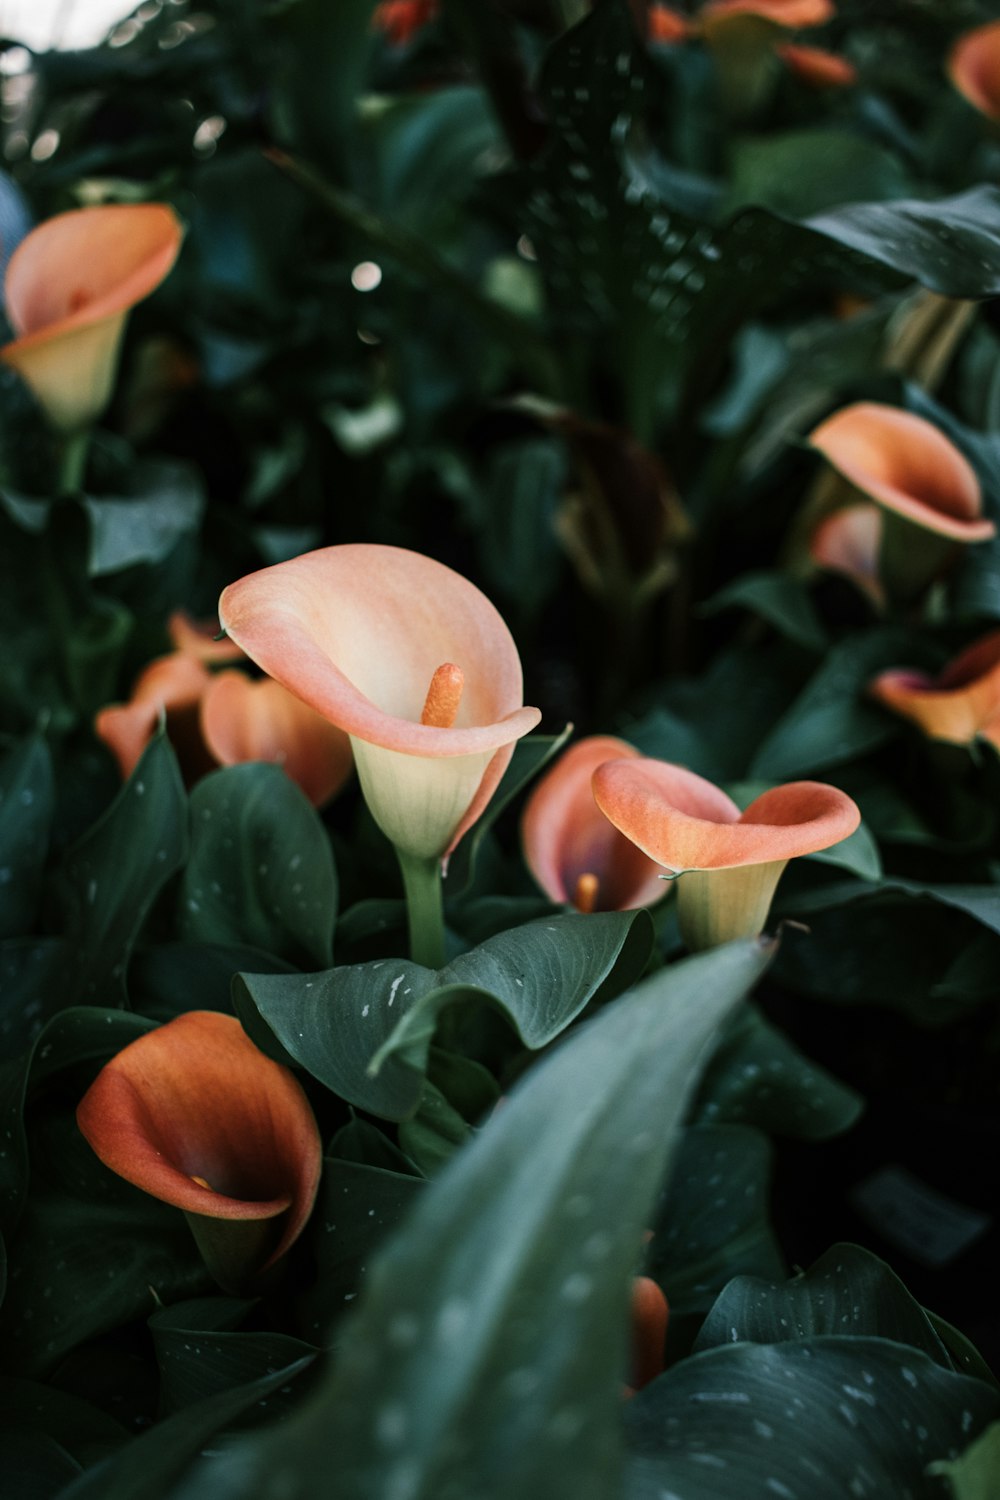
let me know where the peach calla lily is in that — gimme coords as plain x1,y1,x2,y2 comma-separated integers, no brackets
649,6,691,44
592,759,859,950
808,403,994,602
521,736,666,913
629,1276,670,1394
701,0,833,23
95,611,352,807
76,1011,322,1293
372,0,439,46
776,42,857,88
869,631,1000,748
1,203,183,433
217,545,541,864
808,502,885,608
949,20,1000,123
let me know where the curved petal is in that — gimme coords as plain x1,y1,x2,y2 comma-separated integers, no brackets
949,19,1000,123
219,546,540,859
95,653,210,780
76,1011,321,1270
168,610,244,665
776,43,858,87
2,203,183,432
201,670,354,808
522,736,666,911
808,404,993,543
809,502,884,607
701,0,834,25
593,759,859,870
870,630,1000,744
630,1276,669,1392
648,6,691,43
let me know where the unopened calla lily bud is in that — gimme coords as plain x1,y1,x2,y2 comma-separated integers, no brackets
949,20,1000,123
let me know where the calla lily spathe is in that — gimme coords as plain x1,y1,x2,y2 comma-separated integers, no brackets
808,502,884,607
949,20,1000,123
592,759,859,950
776,42,857,88
76,1011,322,1291
1,203,183,433
808,403,994,603
218,545,541,863
870,631,1000,748
95,612,352,807
522,736,665,913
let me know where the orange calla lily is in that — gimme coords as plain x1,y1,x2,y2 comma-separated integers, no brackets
808,403,994,602
521,736,666,913
776,42,857,87
218,545,541,863
76,1011,322,1292
201,670,354,809
949,20,1000,123
649,6,691,44
592,759,859,950
809,502,885,608
870,631,1000,748
372,0,439,46
1,203,183,433
629,1276,670,1393
95,611,352,807
701,0,833,22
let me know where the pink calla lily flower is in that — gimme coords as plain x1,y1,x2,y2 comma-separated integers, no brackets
808,404,994,603
522,736,666,913
949,20,1000,123
1,203,183,433
870,631,1000,748
218,545,541,863
701,0,834,23
809,502,885,608
95,611,352,807
593,759,859,950
776,42,857,87
77,1011,322,1291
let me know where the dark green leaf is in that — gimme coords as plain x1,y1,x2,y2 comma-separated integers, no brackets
172,939,774,1500
56,733,188,1007
0,735,53,940
83,461,204,577
624,1339,998,1499
149,1299,316,1413
237,909,652,1119
701,572,828,653
179,764,337,969
728,131,911,220
0,1376,127,1464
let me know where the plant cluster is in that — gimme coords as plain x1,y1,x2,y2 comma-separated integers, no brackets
2,0,1000,1495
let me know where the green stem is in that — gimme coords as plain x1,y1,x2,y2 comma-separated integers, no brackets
57,428,90,497
397,849,446,970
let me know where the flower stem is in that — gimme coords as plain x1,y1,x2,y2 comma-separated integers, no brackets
57,428,90,496
397,849,446,970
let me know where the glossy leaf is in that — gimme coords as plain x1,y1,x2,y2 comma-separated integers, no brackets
0,734,53,940
179,764,337,969
236,909,653,1120
170,939,774,1500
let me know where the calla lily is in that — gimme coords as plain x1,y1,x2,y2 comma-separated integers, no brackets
592,759,859,950
629,1276,670,1394
217,545,541,864
949,20,1000,123
808,502,885,608
1,203,183,434
776,42,857,87
869,631,1000,748
521,736,665,913
649,6,691,44
808,403,994,602
95,611,352,807
372,0,439,46
76,1011,322,1293
701,0,833,23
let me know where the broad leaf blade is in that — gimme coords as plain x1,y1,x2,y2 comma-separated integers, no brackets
176,938,774,1500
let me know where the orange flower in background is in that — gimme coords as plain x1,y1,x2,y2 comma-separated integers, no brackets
949,20,1000,123
808,403,994,602
593,759,859,950
1,203,183,433
95,612,352,807
870,631,1000,748
776,42,857,88
701,0,833,23
218,545,541,863
521,736,666,913
629,1276,670,1393
648,5,691,44
372,0,439,47
809,502,884,608
76,1011,322,1292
